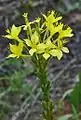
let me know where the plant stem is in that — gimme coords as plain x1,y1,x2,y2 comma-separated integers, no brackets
34,56,55,120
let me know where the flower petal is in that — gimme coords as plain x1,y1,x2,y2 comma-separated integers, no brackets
46,39,56,48
31,31,39,44
62,47,69,53
24,39,32,47
7,54,17,58
50,49,63,60
37,43,46,54
59,27,73,38
29,48,36,56
11,24,21,38
43,53,50,60
3,35,12,39
9,42,23,58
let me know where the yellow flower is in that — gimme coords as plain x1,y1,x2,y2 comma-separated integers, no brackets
25,31,39,56
50,40,69,60
50,23,63,36
45,39,56,49
36,43,46,54
8,42,24,58
42,11,62,33
50,47,69,60
4,24,21,41
59,26,73,39
25,31,45,56
42,10,73,39
42,39,56,60
50,49,63,60
23,13,41,31
42,11,62,24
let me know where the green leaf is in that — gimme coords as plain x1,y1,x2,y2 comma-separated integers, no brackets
62,89,73,100
70,73,81,111
57,114,72,120
22,84,31,94
72,105,80,120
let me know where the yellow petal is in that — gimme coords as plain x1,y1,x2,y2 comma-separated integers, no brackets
24,39,32,47
3,35,12,39
23,26,27,30
51,23,63,35
42,13,47,20
59,27,73,38
46,23,54,35
46,39,56,48
31,31,39,44
47,11,55,23
58,40,63,48
17,42,24,55
37,43,46,54
9,44,17,53
43,53,50,60
34,17,41,23
61,47,69,53
6,29,10,34
9,42,23,58
11,25,21,38
4,24,21,41
44,10,62,25
29,48,36,56
54,16,62,22
7,54,17,58
50,49,63,60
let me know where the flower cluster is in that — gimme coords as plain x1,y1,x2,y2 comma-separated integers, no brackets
4,11,73,60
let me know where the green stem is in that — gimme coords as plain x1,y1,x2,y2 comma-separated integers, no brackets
33,56,55,120
72,105,80,120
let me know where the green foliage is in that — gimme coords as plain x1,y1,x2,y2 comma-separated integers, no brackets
57,114,72,120
10,70,31,94
72,105,79,120
20,0,81,15
6,59,32,94
55,0,81,14
62,72,81,112
70,73,81,111
0,58,33,119
60,72,81,120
